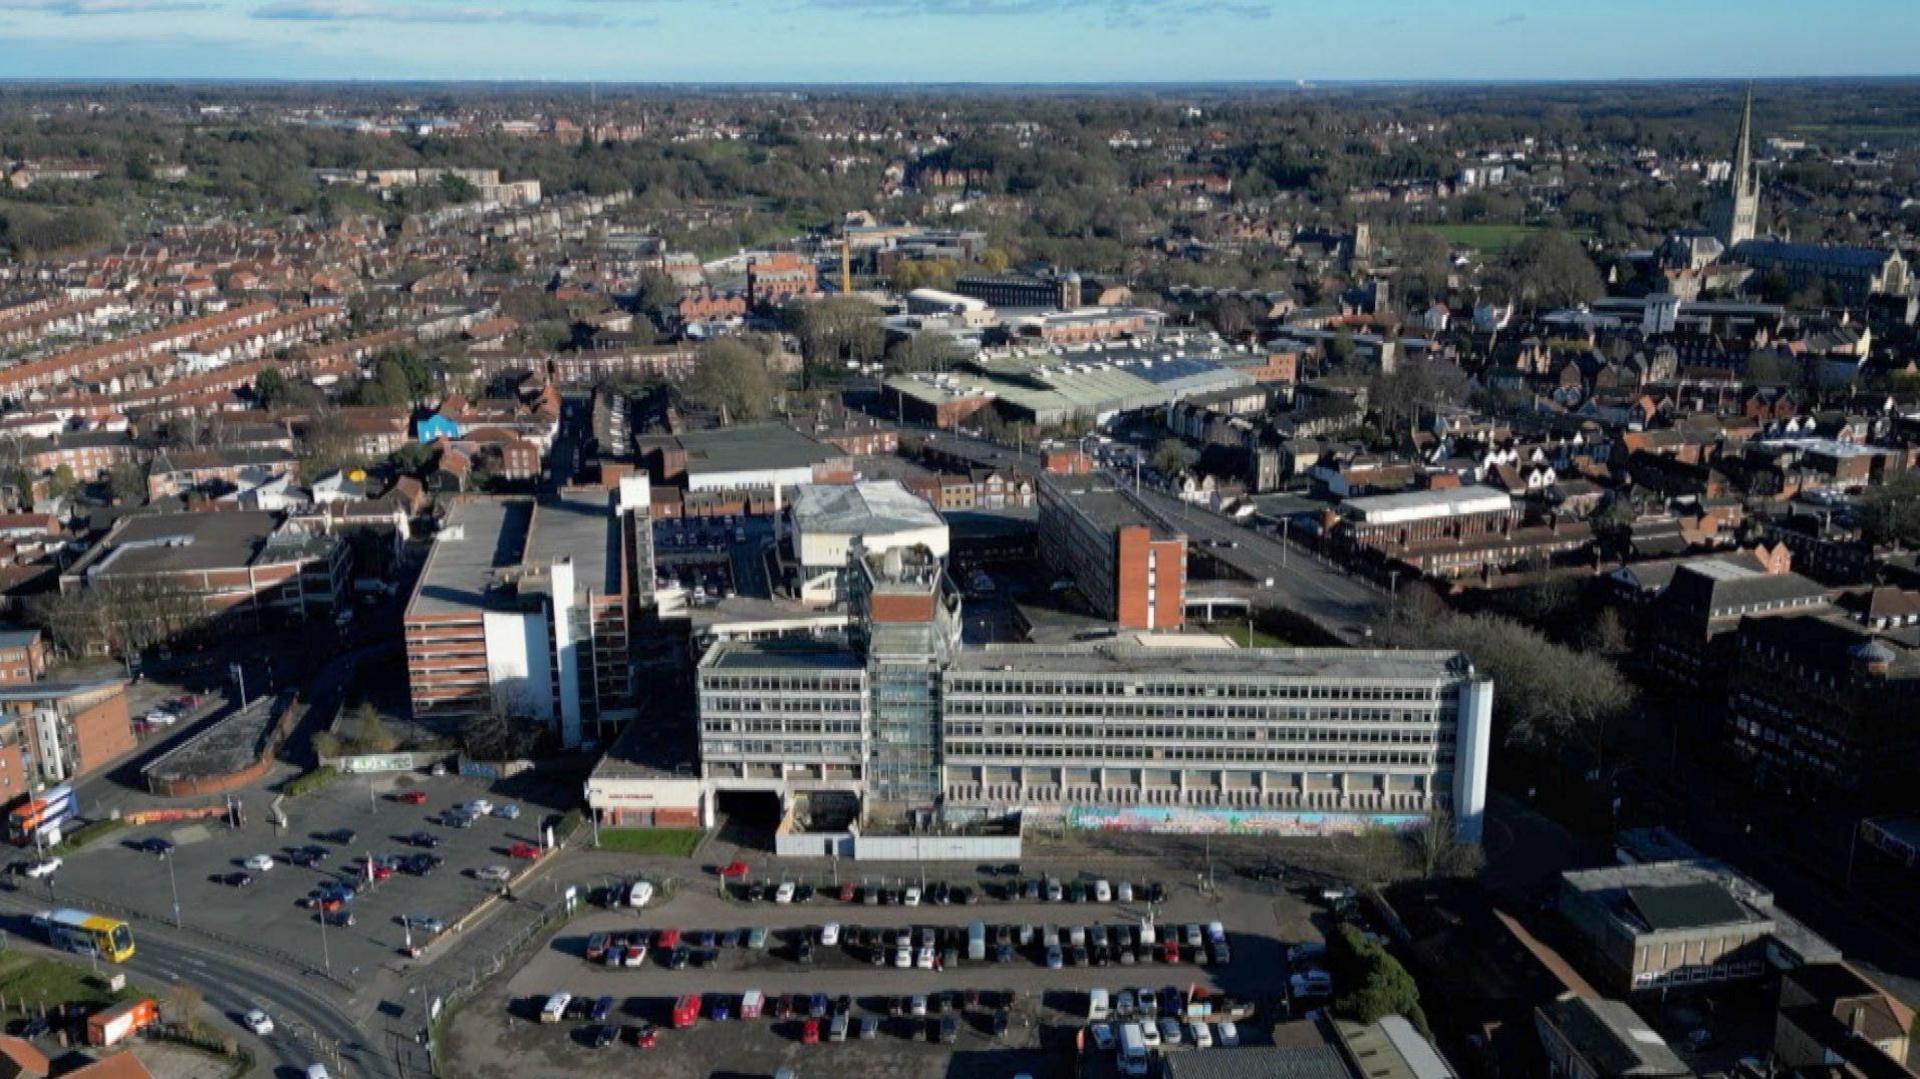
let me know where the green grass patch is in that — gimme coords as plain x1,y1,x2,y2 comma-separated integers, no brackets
57,817,129,851
1200,620,1293,648
282,766,338,800
0,953,138,1013
595,827,705,857
1430,224,1548,253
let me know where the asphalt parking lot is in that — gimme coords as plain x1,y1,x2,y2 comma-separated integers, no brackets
447,864,1320,1079
43,770,553,987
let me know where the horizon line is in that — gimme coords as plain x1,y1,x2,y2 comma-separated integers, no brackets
2,74,1920,89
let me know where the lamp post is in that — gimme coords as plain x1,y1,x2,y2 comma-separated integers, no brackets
163,850,181,928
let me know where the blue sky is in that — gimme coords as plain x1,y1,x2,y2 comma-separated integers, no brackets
0,0,1915,82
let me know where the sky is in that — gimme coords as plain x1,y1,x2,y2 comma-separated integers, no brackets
0,0,1916,83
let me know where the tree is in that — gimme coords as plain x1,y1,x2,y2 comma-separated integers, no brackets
253,366,290,409
46,465,76,501
885,333,963,374
1329,924,1422,1026
1505,230,1603,310
106,461,147,505
1208,296,1255,340
1742,350,1805,388
683,337,777,422
1152,438,1197,478
1371,357,1471,445
980,248,1011,273
1393,228,1452,301
1861,471,1920,548
795,296,884,383
354,702,398,754
634,270,682,315
1412,812,1483,880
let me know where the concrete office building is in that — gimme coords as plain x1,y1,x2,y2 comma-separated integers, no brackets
404,480,649,747
667,543,1495,840
941,644,1492,838
1038,473,1186,630
786,481,949,607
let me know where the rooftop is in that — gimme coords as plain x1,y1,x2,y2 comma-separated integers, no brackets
791,480,944,537
408,498,534,618
526,489,621,598
700,639,866,673
1342,485,1513,525
671,424,839,476
67,511,305,580
950,643,1472,684
1042,474,1179,538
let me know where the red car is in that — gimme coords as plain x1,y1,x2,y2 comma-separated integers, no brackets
1161,939,1181,964
631,1024,658,1049
370,862,395,881
656,928,681,950
718,860,750,879
837,882,856,902
394,790,428,805
506,842,540,860
800,1018,821,1045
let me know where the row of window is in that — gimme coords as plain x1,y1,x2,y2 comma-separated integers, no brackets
704,740,863,760
945,702,1439,724
701,696,865,715
701,719,864,736
701,675,865,694
942,742,1437,767
943,722,1440,746
944,680,1441,702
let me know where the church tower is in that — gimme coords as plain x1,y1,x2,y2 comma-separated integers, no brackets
1708,87,1761,248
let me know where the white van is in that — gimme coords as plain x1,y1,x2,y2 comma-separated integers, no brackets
539,992,571,1024
1137,919,1156,945
1117,1023,1149,1077
1088,987,1110,1022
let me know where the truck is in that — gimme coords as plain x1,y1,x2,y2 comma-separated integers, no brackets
671,994,701,1029
967,921,986,962
86,998,158,1047
1117,1022,1149,1077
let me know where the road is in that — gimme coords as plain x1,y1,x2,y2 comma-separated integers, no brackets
916,429,1385,642
0,887,391,1078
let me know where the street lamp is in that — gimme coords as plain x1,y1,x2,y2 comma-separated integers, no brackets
162,850,181,928
318,908,332,978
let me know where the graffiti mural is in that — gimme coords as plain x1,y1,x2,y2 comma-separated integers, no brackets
1065,805,1425,837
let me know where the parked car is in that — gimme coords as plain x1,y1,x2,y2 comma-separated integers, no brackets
475,865,511,883
243,854,276,872
394,790,428,805
506,843,540,859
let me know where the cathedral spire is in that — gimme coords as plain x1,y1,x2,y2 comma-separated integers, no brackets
1734,84,1754,196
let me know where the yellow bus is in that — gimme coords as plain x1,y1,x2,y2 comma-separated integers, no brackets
33,909,134,963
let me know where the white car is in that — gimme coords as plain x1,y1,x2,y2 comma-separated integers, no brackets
1117,881,1134,903
628,880,655,909
894,947,912,969
1190,1021,1213,1048
1139,1021,1162,1049
475,865,511,883
243,854,275,872
142,710,178,726
492,804,521,820
903,886,921,907
243,1009,274,1036
1218,1020,1240,1047
916,945,936,970
23,857,60,879
774,881,796,904
465,799,494,816
1094,879,1112,902
819,922,840,947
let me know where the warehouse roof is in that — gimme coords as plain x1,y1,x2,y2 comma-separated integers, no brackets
791,480,944,537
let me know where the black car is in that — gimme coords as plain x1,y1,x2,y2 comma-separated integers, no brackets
795,939,814,964
13,1016,49,1039
832,994,852,1016
746,881,766,902
288,848,320,867
407,831,441,848
320,828,357,844
223,871,253,887
139,837,175,855
991,1009,1010,1035
668,946,690,970
939,1015,959,1043
1021,879,1041,902
321,909,356,927
1147,881,1166,903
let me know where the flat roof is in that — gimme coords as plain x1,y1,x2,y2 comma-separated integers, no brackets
72,511,283,579
409,499,533,618
1043,474,1178,538
791,480,944,537
1342,485,1512,525
700,639,865,673
527,489,621,597
950,643,1471,683
1627,882,1756,932
672,424,838,476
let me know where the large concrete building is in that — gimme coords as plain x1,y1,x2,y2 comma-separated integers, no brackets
1038,473,1186,631
786,481,949,607
622,542,1494,839
403,481,650,748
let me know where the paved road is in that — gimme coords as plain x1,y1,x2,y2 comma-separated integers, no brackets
916,429,1384,642
0,888,391,1079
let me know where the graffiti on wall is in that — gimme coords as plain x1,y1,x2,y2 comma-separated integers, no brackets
1065,805,1425,837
